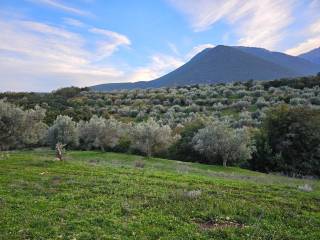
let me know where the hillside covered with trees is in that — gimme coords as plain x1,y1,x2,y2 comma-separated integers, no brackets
1,75,320,177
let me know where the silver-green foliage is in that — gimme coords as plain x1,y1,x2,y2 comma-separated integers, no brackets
0,100,47,150
131,118,179,157
78,116,124,151
47,115,78,148
192,121,252,167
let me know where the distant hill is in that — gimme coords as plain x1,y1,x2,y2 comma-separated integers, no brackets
92,45,320,91
299,47,320,65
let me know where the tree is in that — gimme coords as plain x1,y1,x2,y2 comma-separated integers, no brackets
192,122,252,167
0,100,47,150
0,100,25,150
96,117,124,151
22,106,48,147
78,115,105,150
252,105,320,176
78,115,124,151
47,115,78,148
131,118,178,157
170,119,206,162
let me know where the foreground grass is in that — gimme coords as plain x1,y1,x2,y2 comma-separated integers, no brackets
0,150,319,240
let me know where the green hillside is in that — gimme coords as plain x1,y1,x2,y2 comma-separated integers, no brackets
0,150,319,239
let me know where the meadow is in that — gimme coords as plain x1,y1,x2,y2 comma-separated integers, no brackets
0,150,319,239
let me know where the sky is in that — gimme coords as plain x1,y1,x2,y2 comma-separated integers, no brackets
0,0,319,92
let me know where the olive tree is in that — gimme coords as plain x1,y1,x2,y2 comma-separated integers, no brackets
0,100,47,150
78,116,124,151
131,118,179,157
22,106,48,146
78,115,104,150
192,122,252,167
0,100,25,150
47,115,78,148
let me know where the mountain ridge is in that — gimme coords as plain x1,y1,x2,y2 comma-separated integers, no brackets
299,47,320,65
91,45,320,91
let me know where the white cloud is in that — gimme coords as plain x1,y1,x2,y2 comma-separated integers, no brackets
30,0,92,16
285,17,320,55
168,42,180,55
63,18,85,27
128,54,184,82
286,37,320,55
168,0,295,50
186,43,215,59
89,28,131,45
89,28,131,59
310,20,320,34
0,18,131,91
19,20,80,39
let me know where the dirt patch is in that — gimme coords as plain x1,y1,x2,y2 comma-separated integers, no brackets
196,219,245,230
51,176,62,186
88,159,100,165
134,160,145,168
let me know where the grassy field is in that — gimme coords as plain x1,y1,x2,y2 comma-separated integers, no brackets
0,150,319,240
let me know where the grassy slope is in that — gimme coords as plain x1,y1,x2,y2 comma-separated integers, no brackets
0,150,319,240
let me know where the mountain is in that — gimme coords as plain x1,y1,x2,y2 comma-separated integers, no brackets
235,46,320,75
92,45,320,91
299,47,320,65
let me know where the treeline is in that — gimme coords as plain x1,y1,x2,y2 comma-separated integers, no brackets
1,99,320,177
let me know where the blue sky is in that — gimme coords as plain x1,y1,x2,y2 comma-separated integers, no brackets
0,0,319,91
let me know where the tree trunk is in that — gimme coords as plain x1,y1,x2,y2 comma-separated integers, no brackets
147,146,151,158
56,143,64,161
146,138,151,158
223,159,227,167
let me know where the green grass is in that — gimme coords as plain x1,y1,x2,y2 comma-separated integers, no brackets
0,150,319,240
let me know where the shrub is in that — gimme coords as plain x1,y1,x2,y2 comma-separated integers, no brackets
289,97,308,105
